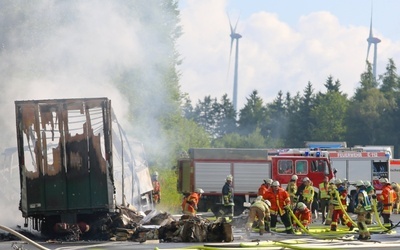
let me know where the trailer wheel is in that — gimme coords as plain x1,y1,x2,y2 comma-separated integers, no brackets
234,197,245,216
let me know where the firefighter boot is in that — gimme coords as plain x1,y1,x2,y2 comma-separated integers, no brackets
330,225,337,231
264,222,271,233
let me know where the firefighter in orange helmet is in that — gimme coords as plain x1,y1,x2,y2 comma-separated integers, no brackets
182,188,204,216
378,178,396,228
264,181,294,234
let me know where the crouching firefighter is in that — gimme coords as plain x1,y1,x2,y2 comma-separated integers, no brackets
245,196,271,235
265,181,295,234
354,180,372,241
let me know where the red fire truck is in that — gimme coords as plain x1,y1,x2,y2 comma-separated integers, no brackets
176,148,335,216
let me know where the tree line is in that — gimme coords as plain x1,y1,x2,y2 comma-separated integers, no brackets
180,59,400,157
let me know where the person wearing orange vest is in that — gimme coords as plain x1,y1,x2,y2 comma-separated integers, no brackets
258,179,272,200
265,180,294,234
182,188,204,216
319,176,330,224
152,171,161,205
293,202,312,230
330,179,354,232
378,178,396,228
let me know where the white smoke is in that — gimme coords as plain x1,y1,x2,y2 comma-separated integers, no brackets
0,1,172,228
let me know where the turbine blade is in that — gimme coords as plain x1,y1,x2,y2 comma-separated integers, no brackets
234,15,240,33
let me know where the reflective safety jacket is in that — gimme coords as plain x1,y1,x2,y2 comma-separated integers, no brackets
183,192,200,215
258,184,269,200
333,186,347,210
222,182,234,206
319,182,329,199
294,207,312,227
265,187,290,215
152,180,161,203
286,181,297,198
379,184,396,214
302,185,314,203
354,188,371,213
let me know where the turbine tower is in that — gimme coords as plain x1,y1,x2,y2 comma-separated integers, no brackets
366,7,381,80
228,16,241,112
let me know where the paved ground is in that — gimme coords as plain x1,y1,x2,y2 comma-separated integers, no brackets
1,212,400,249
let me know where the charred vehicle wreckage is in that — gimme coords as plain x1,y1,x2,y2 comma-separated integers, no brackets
9,97,233,243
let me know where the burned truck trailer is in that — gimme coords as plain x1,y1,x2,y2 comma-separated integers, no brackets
14,98,152,235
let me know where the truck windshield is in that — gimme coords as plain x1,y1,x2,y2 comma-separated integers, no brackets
311,159,327,174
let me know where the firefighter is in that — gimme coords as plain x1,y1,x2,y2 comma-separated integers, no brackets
324,178,336,225
330,179,354,231
364,180,375,224
286,175,298,208
319,176,330,224
265,180,294,234
245,196,271,235
258,179,272,199
378,178,396,229
220,174,234,220
354,180,372,241
391,182,400,214
182,188,204,216
302,177,314,211
293,202,312,230
151,171,161,205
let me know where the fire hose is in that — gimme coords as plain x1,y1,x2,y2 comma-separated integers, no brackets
0,225,49,250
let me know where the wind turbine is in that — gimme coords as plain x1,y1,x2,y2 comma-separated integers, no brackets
366,7,381,80
228,16,242,112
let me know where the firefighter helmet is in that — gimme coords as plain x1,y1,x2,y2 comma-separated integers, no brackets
265,179,273,185
291,175,298,181
335,178,342,185
297,202,307,211
355,180,364,187
271,180,280,187
379,178,389,184
364,180,371,187
329,178,335,184
226,175,233,181
256,195,263,202
264,199,271,207
195,188,204,194
303,177,310,182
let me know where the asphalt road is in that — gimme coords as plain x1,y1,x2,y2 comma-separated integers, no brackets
2,213,400,250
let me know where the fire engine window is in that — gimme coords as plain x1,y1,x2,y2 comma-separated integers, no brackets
295,160,307,174
311,160,326,172
278,160,293,175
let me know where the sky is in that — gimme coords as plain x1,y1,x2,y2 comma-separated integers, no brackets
178,0,400,110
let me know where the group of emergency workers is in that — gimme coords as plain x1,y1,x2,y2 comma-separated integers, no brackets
172,169,400,241
249,174,399,240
